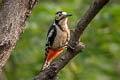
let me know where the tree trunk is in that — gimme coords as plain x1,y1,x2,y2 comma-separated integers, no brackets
0,70,8,80
0,0,38,72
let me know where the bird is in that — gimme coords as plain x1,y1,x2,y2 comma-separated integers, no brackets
41,11,72,70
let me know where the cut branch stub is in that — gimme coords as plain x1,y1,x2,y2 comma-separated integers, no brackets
68,41,85,53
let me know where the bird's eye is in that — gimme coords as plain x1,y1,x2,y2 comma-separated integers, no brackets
59,14,62,16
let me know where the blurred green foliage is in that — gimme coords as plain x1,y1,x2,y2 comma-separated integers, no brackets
4,0,120,80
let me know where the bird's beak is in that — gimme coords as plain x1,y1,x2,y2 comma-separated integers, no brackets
66,14,72,17
60,14,72,20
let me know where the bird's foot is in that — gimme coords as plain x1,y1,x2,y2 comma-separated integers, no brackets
67,44,75,50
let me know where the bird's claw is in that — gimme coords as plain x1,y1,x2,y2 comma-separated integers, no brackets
67,44,75,50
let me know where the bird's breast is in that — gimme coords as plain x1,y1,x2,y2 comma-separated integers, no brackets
52,25,70,49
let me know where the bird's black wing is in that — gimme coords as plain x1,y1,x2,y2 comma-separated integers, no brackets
45,25,57,55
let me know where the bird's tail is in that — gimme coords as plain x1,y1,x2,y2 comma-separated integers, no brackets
41,48,64,71
41,58,50,71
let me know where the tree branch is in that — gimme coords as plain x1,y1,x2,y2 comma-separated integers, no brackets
0,0,38,72
33,0,109,80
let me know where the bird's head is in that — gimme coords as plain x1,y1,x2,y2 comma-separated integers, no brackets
55,11,72,24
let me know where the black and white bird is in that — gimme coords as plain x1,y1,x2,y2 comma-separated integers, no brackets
41,11,72,70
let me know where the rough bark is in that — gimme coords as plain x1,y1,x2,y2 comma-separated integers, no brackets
33,0,109,80
0,70,7,80
0,0,38,72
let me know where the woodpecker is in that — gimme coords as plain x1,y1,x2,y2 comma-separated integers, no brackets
41,11,72,70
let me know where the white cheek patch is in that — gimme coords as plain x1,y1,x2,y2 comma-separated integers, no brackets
62,12,67,15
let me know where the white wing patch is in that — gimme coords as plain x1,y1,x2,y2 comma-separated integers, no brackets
47,29,54,42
